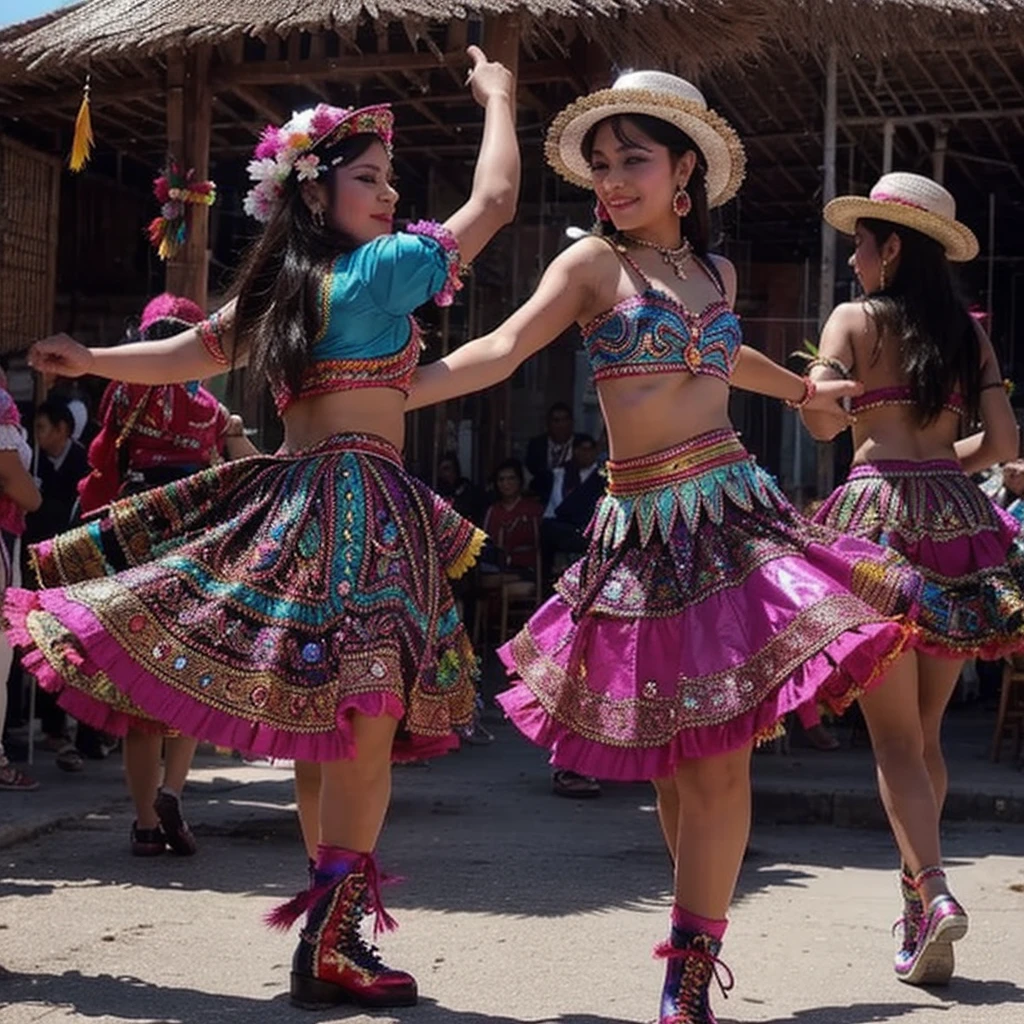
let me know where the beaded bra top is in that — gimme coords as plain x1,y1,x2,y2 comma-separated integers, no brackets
266,221,463,413
582,240,742,385
851,385,964,417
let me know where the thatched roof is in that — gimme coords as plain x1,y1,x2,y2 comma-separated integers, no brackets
3,0,1023,77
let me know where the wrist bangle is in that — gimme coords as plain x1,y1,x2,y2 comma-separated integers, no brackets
785,376,817,410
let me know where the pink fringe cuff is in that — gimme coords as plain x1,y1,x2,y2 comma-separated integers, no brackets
406,220,465,307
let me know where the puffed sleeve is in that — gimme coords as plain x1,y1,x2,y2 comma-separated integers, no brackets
355,221,465,316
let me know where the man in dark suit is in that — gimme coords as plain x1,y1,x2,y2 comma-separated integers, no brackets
24,398,96,769
525,402,584,504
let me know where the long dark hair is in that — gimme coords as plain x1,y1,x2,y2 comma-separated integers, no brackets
231,133,379,398
860,218,980,424
581,114,711,256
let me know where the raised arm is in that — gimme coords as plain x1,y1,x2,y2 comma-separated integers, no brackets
440,47,520,266
407,240,593,411
956,327,1020,474
28,300,242,385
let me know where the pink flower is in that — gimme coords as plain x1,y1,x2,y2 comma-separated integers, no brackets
254,125,283,160
310,104,346,139
294,153,321,182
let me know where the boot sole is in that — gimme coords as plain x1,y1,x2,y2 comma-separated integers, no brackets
289,972,418,1009
897,912,968,987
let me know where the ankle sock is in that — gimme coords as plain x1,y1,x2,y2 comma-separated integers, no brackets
671,904,727,942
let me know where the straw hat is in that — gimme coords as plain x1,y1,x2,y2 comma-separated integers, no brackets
824,172,979,262
545,71,746,208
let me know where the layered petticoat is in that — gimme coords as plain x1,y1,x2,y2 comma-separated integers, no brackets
6,433,483,761
814,459,1024,659
498,428,921,781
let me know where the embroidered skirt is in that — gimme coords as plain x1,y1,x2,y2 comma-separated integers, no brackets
6,433,483,761
814,459,1024,659
497,428,921,781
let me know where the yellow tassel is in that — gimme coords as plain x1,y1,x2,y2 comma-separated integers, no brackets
69,77,93,172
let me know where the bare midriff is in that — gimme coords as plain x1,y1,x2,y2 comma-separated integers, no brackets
280,387,408,453
596,372,733,461
851,406,960,466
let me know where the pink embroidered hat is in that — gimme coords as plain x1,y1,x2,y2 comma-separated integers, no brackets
139,293,204,335
824,172,979,262
243,103,394,223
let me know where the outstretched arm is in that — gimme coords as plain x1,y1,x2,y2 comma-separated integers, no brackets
733,344,861,426
29,300,242,384
440,47,520,266
408,242,592,411
800,303,862,441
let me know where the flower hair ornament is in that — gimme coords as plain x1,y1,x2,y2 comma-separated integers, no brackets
243,103,394,224
148,161,217,260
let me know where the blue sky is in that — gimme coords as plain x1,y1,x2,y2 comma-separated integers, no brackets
1,1,76,29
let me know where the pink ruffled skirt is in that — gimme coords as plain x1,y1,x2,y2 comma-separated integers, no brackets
497,429,920,781
814,459,1024,659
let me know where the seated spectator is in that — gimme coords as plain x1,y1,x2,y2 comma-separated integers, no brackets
437,452,487,525
481,459,543,582
541,434,605,585
525,402,582,503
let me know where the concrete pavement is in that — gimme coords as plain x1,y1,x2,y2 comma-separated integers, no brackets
1,716,1022,1024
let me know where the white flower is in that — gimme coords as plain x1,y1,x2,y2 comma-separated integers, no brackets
294,154,322,182
247,157,277,183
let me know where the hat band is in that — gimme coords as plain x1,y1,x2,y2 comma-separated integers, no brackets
869,192,930,213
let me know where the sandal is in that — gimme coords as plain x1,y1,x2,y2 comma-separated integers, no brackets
131,822,166,857
0,764,39,791
154,790,198,856
55,744,85,773
552,769,601,799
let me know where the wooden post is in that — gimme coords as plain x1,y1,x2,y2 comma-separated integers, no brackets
482,13,520,81
882,120,895,174
814,45,839,500
166,46,213,308
932,124,948,184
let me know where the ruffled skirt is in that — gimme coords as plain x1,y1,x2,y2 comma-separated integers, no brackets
814,459,1024,659
6,433,483,761
497,429,921,781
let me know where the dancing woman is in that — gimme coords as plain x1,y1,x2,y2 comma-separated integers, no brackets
805,172,1024,985
408,72,932,1023
10,46,518,1009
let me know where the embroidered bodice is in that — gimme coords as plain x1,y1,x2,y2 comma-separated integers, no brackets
269,221,462,413
851,385,964,417
582,241,742,385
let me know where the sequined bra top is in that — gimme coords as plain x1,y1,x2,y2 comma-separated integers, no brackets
264,222,463,413
851,385,964,417
582,240,742,385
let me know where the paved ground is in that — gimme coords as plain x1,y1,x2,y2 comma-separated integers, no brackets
1,715,1022,1024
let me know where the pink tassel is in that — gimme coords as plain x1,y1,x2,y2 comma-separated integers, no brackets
263,881,332,931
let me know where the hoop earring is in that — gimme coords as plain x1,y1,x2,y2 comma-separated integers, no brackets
594,199,611,223
880,258,889,291
672,186,692,219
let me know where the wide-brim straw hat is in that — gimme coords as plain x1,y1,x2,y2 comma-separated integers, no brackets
545,70,746,208
824,172,979,262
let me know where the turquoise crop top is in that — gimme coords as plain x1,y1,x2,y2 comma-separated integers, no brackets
260,221,462,412
582,240,742,385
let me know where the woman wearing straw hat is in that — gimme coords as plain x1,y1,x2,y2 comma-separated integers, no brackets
13,46,517,1010
804,171,1024,986
409,71,927,1022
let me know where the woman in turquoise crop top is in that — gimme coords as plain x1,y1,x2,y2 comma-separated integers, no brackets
16,46,518,1009
409,72,935,1023
805,173,1024,986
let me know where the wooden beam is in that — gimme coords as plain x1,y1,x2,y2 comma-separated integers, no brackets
227,84,289,123
212,49,467,87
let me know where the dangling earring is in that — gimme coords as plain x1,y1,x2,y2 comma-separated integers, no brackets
594,199,611,224
880,258,889,291
672,186,692,219
312,207,325,228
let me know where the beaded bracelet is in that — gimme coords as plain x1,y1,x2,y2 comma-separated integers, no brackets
198,311,229,366
784,376,817,410
806,356,851,379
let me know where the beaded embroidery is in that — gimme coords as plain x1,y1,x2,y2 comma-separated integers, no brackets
851,385,963,417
